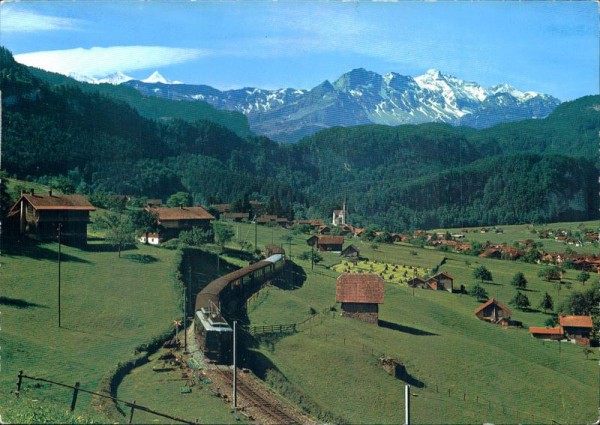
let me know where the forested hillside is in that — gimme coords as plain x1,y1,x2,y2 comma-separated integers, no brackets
27,65,252,137
1,47,598,231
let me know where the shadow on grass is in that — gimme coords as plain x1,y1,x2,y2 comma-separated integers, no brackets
378,320,438,336
122,253,159,264
2,237,90,263
83,243,137,253
271,261,306,290
0,296,47,309
223,247,256,262
396,368,426,388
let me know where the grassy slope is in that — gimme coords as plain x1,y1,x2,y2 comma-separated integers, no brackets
0,239,180,420
433,221,600,255
230,221,598,424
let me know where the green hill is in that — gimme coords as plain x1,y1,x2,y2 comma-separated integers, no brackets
27,66,252,138
1,46,598,231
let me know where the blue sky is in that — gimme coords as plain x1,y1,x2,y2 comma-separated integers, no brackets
1,1,597,101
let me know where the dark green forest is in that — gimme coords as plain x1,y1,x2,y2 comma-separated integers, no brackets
1,47,598,231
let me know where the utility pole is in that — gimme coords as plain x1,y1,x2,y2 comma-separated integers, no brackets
233,320,237,408
405,384,411,425
184,265,190,353
57,223,62,328
254,219,258,253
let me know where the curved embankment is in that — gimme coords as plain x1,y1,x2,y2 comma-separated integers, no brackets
92,249,184,420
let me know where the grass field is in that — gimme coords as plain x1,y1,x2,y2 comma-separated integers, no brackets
433,221,600,255
229,221,599,423
117,347,247,424
0,239,181,421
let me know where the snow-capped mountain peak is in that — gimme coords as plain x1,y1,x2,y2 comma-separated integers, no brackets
98,71,133,85
123,67,561,143
142,71,170,84
68,72,98,84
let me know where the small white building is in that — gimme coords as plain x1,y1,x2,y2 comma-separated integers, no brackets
332,201,347,227
139,232,162,245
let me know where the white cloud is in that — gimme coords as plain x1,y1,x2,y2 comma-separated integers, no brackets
1,8,83,32
14,46,210,77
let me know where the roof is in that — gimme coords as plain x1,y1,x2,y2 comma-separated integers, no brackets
336,273,384,304
213,204,231,213
318,236,344,245
433,272,454,280
474,298,512,316
559,315,593,328
529,327,564,335
149,206,215,221
15,193,96,211
222,212,249,219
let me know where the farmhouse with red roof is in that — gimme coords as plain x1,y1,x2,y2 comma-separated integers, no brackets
8,189,95,246
559,315,593,344
336,274,384,324
147,205,215,240
528,327,564,341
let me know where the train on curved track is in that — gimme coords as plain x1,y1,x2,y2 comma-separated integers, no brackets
194,253,285,364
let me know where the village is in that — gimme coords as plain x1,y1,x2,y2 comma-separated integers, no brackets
7,187,597,350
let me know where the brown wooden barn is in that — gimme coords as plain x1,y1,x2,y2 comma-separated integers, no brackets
426,272,454,292
336,274,384,324
265,244,285,257
341,244,360,259
474,298,512,324
8,190,95,246
559,315,593,345
147,205,214,240
528,327,564,341
316,235,344,252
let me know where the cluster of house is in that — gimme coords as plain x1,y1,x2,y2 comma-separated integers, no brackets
529,315,594,346
406,272,457,292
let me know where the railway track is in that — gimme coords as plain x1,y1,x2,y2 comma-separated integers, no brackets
215,368,306,425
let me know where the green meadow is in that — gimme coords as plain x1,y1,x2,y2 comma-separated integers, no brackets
232,221,598,424
0,238,181,421
2,213,597,424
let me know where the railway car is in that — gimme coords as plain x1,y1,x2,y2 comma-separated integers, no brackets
194,253,285,363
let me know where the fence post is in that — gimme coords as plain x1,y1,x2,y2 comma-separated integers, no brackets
448,389,451,397
70,382,80,411
17,370,23,393
129,400,136,424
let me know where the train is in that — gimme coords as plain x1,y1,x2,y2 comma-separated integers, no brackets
194,253,286,364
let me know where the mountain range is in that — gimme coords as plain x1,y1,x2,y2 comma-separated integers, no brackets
111,68,560,143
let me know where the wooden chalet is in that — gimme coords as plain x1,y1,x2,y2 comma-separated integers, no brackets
474,298,512,325
222,212,250,222
318,225,331,235
148,205,215,239
316,235,344,252
407,276,428,288
213,204,232,214
146,199,163,208
341,244,360,259
427,272,454,292
528,327,564,341
8,190,95,246
336,273,384,324
306,235,319,247
559,315,593,344
265,244,285,257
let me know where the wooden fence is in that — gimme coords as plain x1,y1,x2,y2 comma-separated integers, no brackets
16,370,194,424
